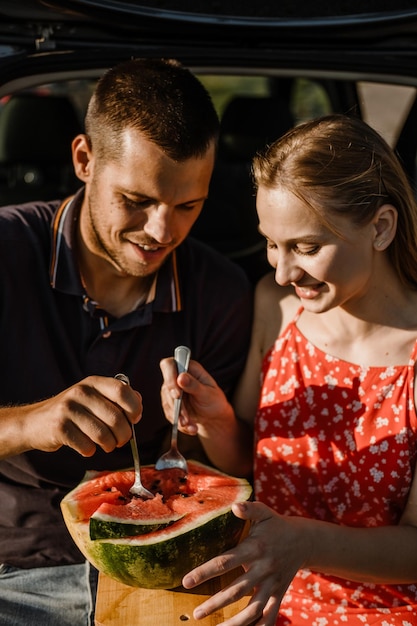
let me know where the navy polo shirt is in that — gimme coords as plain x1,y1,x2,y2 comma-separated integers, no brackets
0,189,253,567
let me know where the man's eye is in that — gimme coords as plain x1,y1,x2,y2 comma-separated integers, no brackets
178,203,200,212
266,240,277,250
124,197,150,209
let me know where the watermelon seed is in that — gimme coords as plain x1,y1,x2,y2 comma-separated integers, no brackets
179,615,190,621
179,493,191,498
179,477,188,484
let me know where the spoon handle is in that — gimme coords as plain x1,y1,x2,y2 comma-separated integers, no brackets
171,346,191,445
114,374,138,466
114,373,154,499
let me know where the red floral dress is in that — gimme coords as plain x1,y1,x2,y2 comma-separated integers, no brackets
254,308,417,625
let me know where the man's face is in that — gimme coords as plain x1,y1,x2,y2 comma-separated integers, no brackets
77,128,215,278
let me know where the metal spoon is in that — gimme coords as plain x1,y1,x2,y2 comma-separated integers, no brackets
114,373,154,499
155,345,191,472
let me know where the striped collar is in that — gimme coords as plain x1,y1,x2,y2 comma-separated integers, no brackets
49,190,183,316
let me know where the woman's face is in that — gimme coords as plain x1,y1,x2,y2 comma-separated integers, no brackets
256,185,377,313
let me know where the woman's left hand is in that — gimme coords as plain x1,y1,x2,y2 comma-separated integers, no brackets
160,357,234,436
182,501,311,626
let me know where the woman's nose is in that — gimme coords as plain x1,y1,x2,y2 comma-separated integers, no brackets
274,253,304,286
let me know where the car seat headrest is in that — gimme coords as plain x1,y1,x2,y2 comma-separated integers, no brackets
219,95,294,160
0,93,82,163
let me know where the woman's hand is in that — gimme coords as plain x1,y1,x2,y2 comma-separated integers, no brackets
160,357,253,476
160,357,234,436
182,491,417,626
182,501,310,626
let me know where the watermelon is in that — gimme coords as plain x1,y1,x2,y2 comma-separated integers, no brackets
61,460,252,589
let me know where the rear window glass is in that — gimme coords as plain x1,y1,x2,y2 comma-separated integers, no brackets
358,82,416,146
198,74,332,124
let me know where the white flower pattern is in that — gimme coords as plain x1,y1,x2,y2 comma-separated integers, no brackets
254,308,417,625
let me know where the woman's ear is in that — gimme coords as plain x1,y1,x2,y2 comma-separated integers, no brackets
71,134,93,183
372,203,397,251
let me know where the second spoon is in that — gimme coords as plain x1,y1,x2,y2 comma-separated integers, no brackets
155,345,191,472
114,373,154,499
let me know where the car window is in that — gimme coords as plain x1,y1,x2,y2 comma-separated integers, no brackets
197,75,270,117
0,80,94,125
198,74,333,124
290,78,333,123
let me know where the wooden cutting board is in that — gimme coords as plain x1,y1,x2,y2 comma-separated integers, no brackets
94,569,251,625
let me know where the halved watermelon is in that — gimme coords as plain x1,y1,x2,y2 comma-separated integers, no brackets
61,460,252,589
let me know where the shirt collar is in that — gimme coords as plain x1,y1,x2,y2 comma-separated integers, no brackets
49,189,183,316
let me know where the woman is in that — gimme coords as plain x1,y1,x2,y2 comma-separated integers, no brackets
160,114,417,625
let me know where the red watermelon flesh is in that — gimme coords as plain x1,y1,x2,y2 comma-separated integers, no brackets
70,463,248,530
61,460,253,589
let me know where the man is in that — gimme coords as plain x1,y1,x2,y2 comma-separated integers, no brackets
0,58,252,625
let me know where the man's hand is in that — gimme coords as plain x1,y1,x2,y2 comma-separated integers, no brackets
0,375,142,458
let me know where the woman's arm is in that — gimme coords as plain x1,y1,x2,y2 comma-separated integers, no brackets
305,467,417,582
233,272,296,422
182,492,417,626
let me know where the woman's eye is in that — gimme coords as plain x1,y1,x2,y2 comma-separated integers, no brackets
264,239,320,254
295,245,320,256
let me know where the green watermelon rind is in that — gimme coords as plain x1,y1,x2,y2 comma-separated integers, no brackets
61,461,253,589
88,508,247,589
89,516,181,540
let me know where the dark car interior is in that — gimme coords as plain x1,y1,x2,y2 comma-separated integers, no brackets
0,93,82,206
0,75,416,285
0,73,371,284
0,1,417,285
190,94,295,283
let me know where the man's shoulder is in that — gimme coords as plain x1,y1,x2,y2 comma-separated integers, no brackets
0,199,61,237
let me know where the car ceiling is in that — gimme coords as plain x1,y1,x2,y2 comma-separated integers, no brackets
0,0,417,86
2,0,417,42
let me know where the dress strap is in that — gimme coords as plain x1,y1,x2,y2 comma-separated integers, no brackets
293,305,304,324
409,335,417,364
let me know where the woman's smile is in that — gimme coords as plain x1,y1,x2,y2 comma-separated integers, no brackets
293,282,326,299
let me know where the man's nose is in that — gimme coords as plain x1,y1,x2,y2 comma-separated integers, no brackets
143,205,173,244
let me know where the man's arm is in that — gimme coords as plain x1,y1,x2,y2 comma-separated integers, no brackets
0,376,142,460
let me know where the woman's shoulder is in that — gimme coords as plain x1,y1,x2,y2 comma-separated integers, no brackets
255,271,300,319
254,271,300,355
